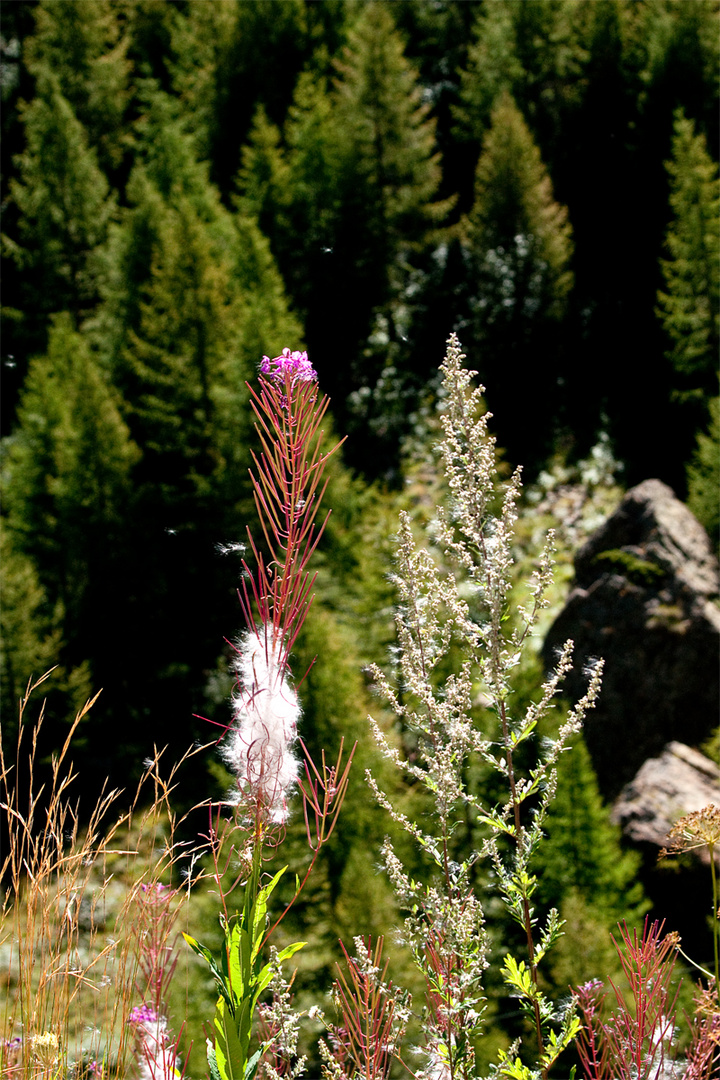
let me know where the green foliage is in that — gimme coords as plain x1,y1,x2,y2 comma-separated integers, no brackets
592,548,666,585
458,0,588,153
461,91,573,466
0,522,91,743
10,70,115,326
24,0,130,172
464,92,573,323
534,734,644,924
658,110,720,390
687,396,720,550
4,313,139,641
237,1,450,466
531,728,647,991
185,856,305,1080
333,2,446,255
1,8,717,1066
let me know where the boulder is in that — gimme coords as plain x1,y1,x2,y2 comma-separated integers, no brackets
611,741,720,858
611,742,720,963
543,479,720,799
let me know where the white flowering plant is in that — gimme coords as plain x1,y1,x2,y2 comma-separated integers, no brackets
356,336,603,1080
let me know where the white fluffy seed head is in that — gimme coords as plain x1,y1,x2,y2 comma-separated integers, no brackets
223,626,301,823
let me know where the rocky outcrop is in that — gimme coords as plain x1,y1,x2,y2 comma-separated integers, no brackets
611,741,720,858
611,742,720,963
543,479,720,799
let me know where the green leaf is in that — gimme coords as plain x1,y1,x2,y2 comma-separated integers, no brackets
275,940,307,964
510,720,537,748
244,1050,263,1080
495,1049,538,1080
501,954,534,999
225,918,247,1007
214,995,247,1080
475,809,516,837
183,932,233,1009
252,961,276,1008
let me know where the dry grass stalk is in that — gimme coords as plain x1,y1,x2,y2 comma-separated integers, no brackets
0,670,207,1078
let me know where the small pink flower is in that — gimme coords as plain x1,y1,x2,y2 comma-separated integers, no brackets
129,1004,160,1026
260,348,317,385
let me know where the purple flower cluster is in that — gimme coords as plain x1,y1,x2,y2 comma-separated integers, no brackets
140,882,169,899
260,348,317,385
129,1004,159,1026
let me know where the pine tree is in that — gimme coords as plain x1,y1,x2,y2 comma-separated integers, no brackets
461,91,573,470
238,74,342,334
334,0,452,468
0,522,92,745
457,1,589,171
239,1,451,474
333,1,445,268
637,0,720,151
2,313,137,760
687,396,720,550
203,0,311,194
24,0,130,174
457,0,522,147
165,0,238,157
535,734,643,919
534,733,646,988
658,109,719,392
9,69,115,344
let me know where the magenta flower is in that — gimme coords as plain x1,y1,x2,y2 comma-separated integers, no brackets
260,348,317,385
128,1004,180,1080
129,1004,159,1026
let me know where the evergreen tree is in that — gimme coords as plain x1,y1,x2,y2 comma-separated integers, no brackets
637,0,720,156
9,70,115,346
238,72,348,421
461,91,573,470
3,314,139,642
166,0,238,157
457,0,521,148
535,734,643,920
333,0,445,275
509,0,590,158
534,733,646,987
24,0,130,174
2,313,137,766
239,1,450,475
658,109,720,394
457,0,589,192
687,396,720,551
0,522,92,746
204,0,316,194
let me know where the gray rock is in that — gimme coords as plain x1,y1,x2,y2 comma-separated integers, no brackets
611,741,720,857
543,479,720,798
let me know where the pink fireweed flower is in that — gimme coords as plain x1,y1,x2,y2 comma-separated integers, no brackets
129,1005,179,1080
260,347,317,385
222,625,301,824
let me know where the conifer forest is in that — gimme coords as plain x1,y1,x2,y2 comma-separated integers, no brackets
1,2,719,1078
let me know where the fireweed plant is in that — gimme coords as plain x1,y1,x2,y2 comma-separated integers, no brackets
573,920,683,1080
185,349,354,1080
362,335,603,1080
